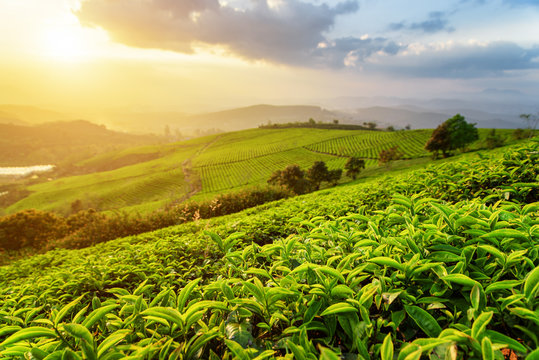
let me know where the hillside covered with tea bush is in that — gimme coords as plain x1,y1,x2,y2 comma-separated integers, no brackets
0,137,537,359
3,127,514,216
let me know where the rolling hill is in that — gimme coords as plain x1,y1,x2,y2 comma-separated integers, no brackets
2,126,514,215
0,120,163,166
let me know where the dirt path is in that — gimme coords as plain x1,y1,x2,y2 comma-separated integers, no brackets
176,135,223,203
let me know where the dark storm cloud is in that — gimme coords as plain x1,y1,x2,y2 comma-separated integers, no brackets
389,12,455,33
374,41,539,78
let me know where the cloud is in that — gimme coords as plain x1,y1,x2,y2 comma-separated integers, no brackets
389,11,455,33
76,0,403,67
369,41,539,78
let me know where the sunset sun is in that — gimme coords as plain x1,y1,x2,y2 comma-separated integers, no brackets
41,26,88,60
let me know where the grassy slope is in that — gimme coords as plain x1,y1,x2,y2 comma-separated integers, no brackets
4,128,514,215
0,139,537,359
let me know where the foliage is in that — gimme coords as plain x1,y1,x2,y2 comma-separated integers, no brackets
0,187,292,253
0,143,539,359
327,169,342,186
268,165,311,195
425,122,452,158
0,209,67,250
379,146,403,166
425,114,478,158
485,128,505,149
307,161,330,190
344,157,365,179
446,113,479,151
1,140,538,359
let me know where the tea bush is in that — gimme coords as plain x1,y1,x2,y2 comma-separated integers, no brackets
1,139,538,359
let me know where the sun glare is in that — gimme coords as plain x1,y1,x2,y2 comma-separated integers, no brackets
41,26,88,61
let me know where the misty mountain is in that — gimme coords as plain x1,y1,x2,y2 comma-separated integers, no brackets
182,104,338,132
348,106,522,129
0,120,162,166
0,105,73,125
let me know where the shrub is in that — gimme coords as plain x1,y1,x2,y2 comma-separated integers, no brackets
0,209,67,250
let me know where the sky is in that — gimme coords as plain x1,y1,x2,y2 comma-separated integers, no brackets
0,0,538,114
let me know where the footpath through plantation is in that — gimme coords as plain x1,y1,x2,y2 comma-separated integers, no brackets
0,139,538,359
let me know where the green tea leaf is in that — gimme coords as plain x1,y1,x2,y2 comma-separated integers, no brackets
523,266,539,302
82,304,119,329
481,337,493,360
320,303,358,316
369,257,405,272
381,333,394,360
0,327,57,347
442,274,479,288
96,329,131,358
471,312,493,340
63,323,94,345
54,294,85,326
404,305,442,337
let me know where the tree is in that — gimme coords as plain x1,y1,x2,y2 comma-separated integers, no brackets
485,129,505,149
363,121,377,130
379,146,403,166
519,113,538,138
327,169,342,186
425,122,452,159
445,114,478,152
306,161,330,190
268,165,310,194
344,157,365,179
425,114,478,158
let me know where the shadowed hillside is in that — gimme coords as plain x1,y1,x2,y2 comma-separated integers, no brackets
0,120,163,166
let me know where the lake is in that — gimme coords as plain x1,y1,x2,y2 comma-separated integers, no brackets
0,165,55,177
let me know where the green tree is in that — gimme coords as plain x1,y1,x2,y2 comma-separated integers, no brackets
344,157,365,179
425,122,452,159
445,114,478,152
268,165,310,194
363,121,377,130
307,161,330,190
425,114,478,158
379,146,403,166
327,169,342,186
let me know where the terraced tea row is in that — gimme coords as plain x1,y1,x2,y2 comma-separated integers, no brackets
196,148,353,194
192,128,356,167
305,130,432,159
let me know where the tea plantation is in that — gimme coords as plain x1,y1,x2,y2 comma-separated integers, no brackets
4,128,509,215
0,139,537,359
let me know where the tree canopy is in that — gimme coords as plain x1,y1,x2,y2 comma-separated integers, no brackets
425,114,478,158
344,157,365,179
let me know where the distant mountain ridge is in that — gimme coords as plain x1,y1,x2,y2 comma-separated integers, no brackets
0,105,73,125
349,106,521,129
182,104,338,132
